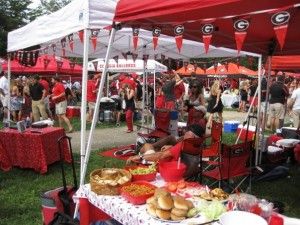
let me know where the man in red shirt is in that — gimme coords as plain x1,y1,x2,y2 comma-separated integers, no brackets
87,74,98,122
51,76,73,132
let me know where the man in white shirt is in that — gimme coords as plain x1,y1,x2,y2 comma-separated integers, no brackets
290,82,300,128
0,72,9,120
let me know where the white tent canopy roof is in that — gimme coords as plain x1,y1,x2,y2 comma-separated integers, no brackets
7,0,245,59
88,59,167,72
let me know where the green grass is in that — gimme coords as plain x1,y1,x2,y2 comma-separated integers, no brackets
0,132,299,225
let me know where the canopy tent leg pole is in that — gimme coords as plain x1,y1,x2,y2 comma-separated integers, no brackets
80,26,117,186
7,56,11,121
255,55,263,166
146,71,149,124
153,69,156,110
235,87,258,144
142,61,146,127
79,29,89,177
106,72,109,97
259,56,272,164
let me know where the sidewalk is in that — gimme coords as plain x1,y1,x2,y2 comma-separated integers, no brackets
68,110,247,152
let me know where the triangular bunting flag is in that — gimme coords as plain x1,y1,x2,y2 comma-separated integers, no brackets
56,60,63,69
132,53,138,62
90,29,100,51
78,30,84,43
92,61,98,71
233,19,250,54
69,62,76,70
113,55,119,63
122,52,128,60
152,27,161,50
271,11,290,50
174,25,184,52
132,28,139,50
68,34,74,52
201,24,214,53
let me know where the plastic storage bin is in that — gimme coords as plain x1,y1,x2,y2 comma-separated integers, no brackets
224,121,239,133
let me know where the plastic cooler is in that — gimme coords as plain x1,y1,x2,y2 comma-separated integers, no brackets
236,124,256,141
66,106,81,118
224,121,239,133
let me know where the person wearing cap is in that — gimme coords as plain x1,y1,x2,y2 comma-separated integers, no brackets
0,72,9,121
126,124,205,164
29,74,48,122
51,76,73,133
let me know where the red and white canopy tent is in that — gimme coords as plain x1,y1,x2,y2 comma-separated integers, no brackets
266,55,300,72
111,0,300,167
1,55,82,75
176,63,205,76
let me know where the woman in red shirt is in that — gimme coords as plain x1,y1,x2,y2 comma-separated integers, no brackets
51,76,73,133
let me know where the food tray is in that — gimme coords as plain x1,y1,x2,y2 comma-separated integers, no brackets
125,165,157,182
120,181,156,205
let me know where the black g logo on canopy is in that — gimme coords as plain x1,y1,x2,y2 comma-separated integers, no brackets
202,24,214,35
271,11,290,26
132,28,139,36
234,19,250,32
152,27,161,37
174,25,184,35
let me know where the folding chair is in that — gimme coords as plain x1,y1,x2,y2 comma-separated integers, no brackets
180,137,205,183
136,109,171,143
203,140,254,193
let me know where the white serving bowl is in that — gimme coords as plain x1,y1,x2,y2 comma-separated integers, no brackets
219,211,267,225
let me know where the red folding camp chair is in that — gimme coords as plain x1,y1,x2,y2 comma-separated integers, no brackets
203,120,223,158
137,109,171,143
180,137,205,182
203,140,254,193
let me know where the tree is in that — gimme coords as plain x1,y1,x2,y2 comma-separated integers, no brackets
0,0,32,57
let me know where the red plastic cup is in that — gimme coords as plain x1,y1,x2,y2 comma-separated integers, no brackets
268,214,284,225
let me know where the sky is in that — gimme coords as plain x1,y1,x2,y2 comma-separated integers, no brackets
29,0,41,9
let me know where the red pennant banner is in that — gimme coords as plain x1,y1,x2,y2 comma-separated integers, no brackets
152,27,161,50
90,29,100,51
68,34,74,52
132,28,139,50
132,53,138,62
143,54,149,65
121,52,128,60
233,19,250,53
78,30,84,43
92,61,98,71
56,60,63,69
201,24,214,53
193,63,197,72
161,54,165,62
43,58,50,69
174,25,184,52
113,55,119,63
271,11,290,50
69,62,76,70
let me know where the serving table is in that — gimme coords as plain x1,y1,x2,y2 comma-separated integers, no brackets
0,127,71,174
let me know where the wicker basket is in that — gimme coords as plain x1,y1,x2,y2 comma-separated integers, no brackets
90,168,132,195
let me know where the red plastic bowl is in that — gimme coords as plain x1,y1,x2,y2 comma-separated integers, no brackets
159,161,186,182
125,165,157,182
120,181,156,205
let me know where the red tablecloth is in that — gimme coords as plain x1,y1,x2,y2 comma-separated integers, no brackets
0,127,71,174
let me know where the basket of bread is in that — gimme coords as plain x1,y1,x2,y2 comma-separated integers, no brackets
90,168,132,195
146,188,198,222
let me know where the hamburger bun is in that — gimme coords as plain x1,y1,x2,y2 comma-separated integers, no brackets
146,196,157,204
156,209,171,220
158,195,174,210
154,188,170,198
147,204,157,217
171,213,186,221
171,208,188,217
173,197,189,211
186,200,194,209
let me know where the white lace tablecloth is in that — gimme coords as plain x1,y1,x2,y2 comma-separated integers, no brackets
221,94,239,108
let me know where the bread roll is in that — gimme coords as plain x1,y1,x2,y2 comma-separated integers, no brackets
171,213,186,221
147,204,157,217
156,209,171,220
158,195,174,210
171,208,188,217
186,200,194,209
154,188,169,198
146,196,157,204
173,197,189,211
